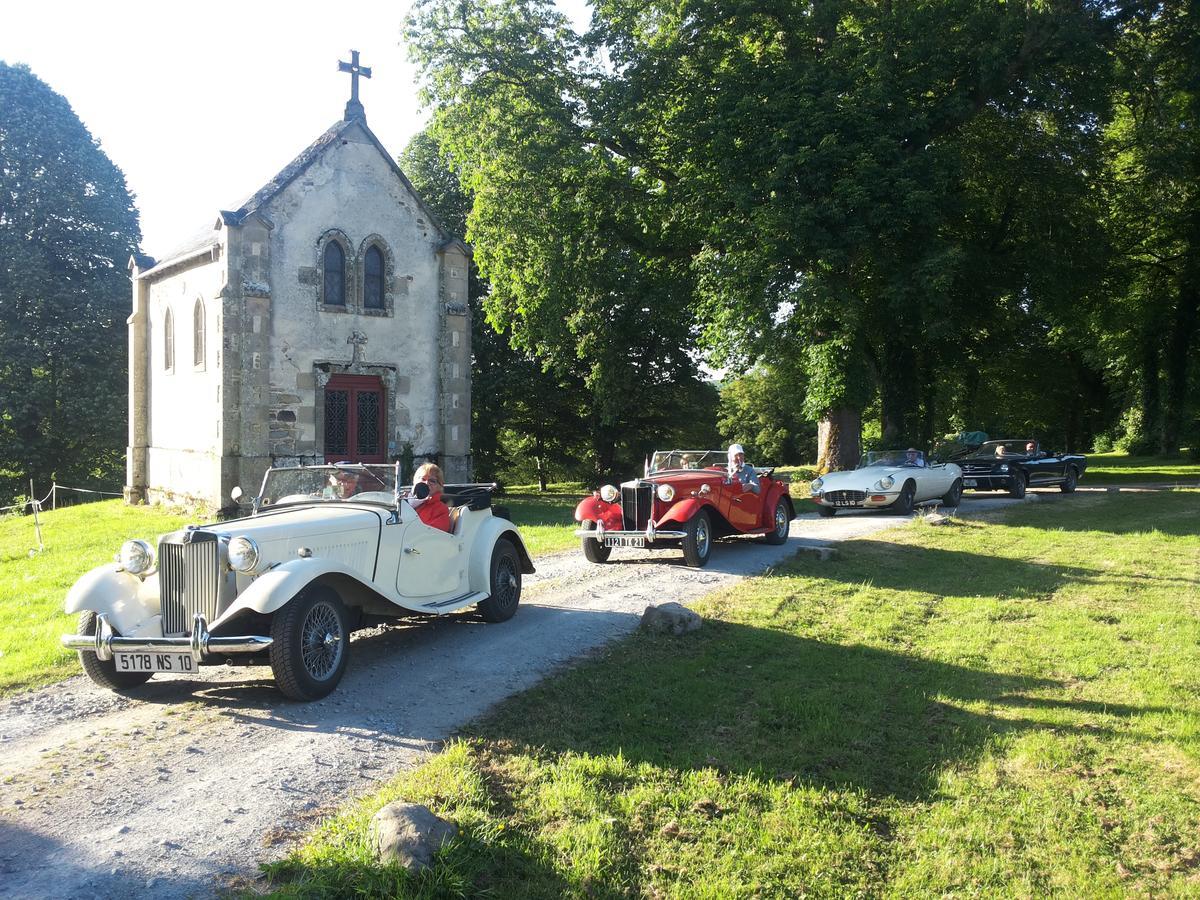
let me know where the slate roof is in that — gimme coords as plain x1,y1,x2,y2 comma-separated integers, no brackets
139,117,460,280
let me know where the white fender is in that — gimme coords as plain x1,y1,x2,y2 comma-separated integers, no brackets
467,517,529,592
214,556,376,623
64,564,160,636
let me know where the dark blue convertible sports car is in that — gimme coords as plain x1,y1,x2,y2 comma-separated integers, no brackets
952,440,1087,498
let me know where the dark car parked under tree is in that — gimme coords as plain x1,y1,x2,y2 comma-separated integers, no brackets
952,440,1087,498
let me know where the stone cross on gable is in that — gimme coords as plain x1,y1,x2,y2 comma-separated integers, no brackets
347,329,368,364
338,50,372,121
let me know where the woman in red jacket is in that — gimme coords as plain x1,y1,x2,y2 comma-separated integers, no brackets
412,463,451,532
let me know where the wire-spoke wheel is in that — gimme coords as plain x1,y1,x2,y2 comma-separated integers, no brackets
270,587,349,701
763,497,791,544
479,539,522,622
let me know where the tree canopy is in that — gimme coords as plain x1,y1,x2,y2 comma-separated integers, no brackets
407,0,1194,469
0,62,141,502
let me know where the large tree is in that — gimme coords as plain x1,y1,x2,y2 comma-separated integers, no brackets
1101,1,1200,455
0,63,141,503
408,0,1120,470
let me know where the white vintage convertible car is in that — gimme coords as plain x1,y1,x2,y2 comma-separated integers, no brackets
61,464,533,701
809,450,963,516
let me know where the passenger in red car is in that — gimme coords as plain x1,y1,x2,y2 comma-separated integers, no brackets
412,463,452,532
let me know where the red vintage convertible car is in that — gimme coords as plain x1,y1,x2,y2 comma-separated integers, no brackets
573,449,795,567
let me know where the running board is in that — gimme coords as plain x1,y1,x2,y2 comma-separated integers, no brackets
422,590,487,610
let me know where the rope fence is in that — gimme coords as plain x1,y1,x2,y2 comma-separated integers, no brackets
1,483,123,515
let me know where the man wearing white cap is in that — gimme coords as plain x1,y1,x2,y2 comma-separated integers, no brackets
727,443,760,494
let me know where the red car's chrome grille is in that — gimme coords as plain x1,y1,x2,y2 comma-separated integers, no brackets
621,483,655,531
158,537,220,636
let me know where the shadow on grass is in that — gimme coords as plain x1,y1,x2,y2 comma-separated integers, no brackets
990,490,1200,537
477,618,1164,804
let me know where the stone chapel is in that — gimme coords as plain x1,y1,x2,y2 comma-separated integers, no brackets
124,56,472,509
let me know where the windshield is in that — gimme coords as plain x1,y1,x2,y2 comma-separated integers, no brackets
259,464,399,506
859,450,925,468
650,450,729,472
978,440,1036,458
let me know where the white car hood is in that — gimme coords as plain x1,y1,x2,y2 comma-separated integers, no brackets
201,504,385,576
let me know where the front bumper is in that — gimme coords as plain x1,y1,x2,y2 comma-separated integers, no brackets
62,613,272,664
811,491,901,510
961,475,1011,490
575,522,687,543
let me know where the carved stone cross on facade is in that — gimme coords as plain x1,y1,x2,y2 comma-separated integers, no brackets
347,330,368,364
338,50,372,121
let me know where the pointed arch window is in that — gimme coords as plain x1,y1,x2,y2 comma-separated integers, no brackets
364,245,384,309
193,298,205,369
323,241,346,306
164,308,175,372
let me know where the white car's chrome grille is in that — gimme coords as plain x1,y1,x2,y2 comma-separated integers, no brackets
825,490,867,503
158,537,220,636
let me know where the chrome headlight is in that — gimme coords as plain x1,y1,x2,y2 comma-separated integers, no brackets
999,464,1009,473
118,539,155,575
879,475,895,490
227,536,262,574
599,484,619,503
656,483,676,502
809,477,824,494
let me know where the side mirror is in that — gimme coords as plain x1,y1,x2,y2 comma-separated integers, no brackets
231,486,243,502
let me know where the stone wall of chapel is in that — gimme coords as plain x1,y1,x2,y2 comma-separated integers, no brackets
260,126,443,468
144,258,225,507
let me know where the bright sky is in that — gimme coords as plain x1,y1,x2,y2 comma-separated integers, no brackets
3,0,590,259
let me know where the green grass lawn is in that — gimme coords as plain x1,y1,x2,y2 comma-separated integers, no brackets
1084,452,1200,485
264,490,1200,898
0,500,196,694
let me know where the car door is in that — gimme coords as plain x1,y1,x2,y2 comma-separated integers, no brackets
394,517,468,599
724,480,762,530
917,464,954,501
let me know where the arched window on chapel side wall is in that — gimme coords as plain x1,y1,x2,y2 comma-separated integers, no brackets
193,298,205,369
364,245,384,310
164,307,175,373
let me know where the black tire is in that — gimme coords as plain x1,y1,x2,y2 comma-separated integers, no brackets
891,481,916,516
478,539,522,622
1008,471,1027,499
1060,468,1077,493
763,497,791,544
682,509,713,567
76,611,153,692
816,504,837,518
581,521,612,563
942,478,964,507
269,586,350,701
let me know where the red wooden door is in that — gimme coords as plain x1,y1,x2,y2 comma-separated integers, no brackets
324,374,386,463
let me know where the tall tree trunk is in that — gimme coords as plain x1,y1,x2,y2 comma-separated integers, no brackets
1160,280,1198,455
880,338,920,447
817,408,862,472
1139,330,1162,451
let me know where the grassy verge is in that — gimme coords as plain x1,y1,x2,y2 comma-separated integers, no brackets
1084,452,1200,485
0,500,196,694
265,490,1200,898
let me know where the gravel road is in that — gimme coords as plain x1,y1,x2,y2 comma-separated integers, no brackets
0,495,1043,898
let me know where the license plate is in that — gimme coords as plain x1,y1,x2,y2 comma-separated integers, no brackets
114,651,196,674
604,535,646,549
963,479,977,487
832,499,858,507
